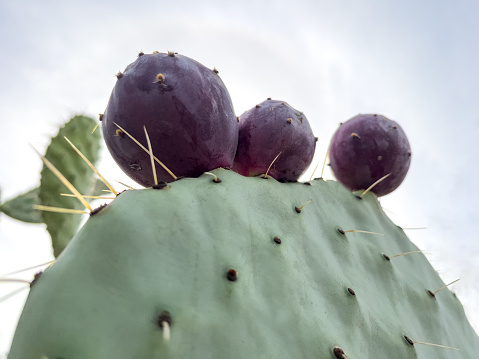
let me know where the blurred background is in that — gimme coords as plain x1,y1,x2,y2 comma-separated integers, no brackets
1,0,478,355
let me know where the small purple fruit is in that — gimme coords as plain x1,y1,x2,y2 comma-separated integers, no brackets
102,52,238,186
329,114,411,196
232,99,316,182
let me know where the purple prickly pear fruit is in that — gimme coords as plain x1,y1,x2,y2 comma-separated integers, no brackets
102,52,238,186
232,99,316,182
329,114,411,196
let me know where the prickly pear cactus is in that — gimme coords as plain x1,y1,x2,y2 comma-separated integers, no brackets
8,169,479,358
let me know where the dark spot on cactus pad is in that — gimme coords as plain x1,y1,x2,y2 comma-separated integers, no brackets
294,206,302,213
29,271,43,288
90,203,108,216
337,228,345,235
273,236,282,244
404,335,414,346
383,253,391,261
347,288,356,296
158,311,172,328
226,269,238,281
427,290,436,298
354,195,362,200
333,346,348,358
152,182,168,190
212,177,222,183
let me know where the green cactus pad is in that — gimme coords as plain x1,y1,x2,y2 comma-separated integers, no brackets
39,115,102,256
8,169,479,358
0,187,43,223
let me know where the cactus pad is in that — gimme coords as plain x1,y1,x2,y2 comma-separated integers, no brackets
8,169,479,358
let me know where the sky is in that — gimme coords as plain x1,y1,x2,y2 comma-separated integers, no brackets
0,0,478,355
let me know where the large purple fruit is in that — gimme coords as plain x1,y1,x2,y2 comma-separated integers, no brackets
232,99,316,182
329,114,411,196
102,52,238,186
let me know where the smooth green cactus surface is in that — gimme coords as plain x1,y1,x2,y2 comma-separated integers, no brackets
8,169,479,358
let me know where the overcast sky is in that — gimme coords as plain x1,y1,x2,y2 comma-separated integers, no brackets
1,0,478,355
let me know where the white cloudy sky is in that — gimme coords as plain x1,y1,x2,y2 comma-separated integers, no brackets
0,0,478,354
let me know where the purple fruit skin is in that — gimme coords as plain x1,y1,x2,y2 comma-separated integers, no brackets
329,114,411,196
232,99,316,182
102,53,238,186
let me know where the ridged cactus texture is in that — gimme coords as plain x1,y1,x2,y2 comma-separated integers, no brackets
8,169,479,358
